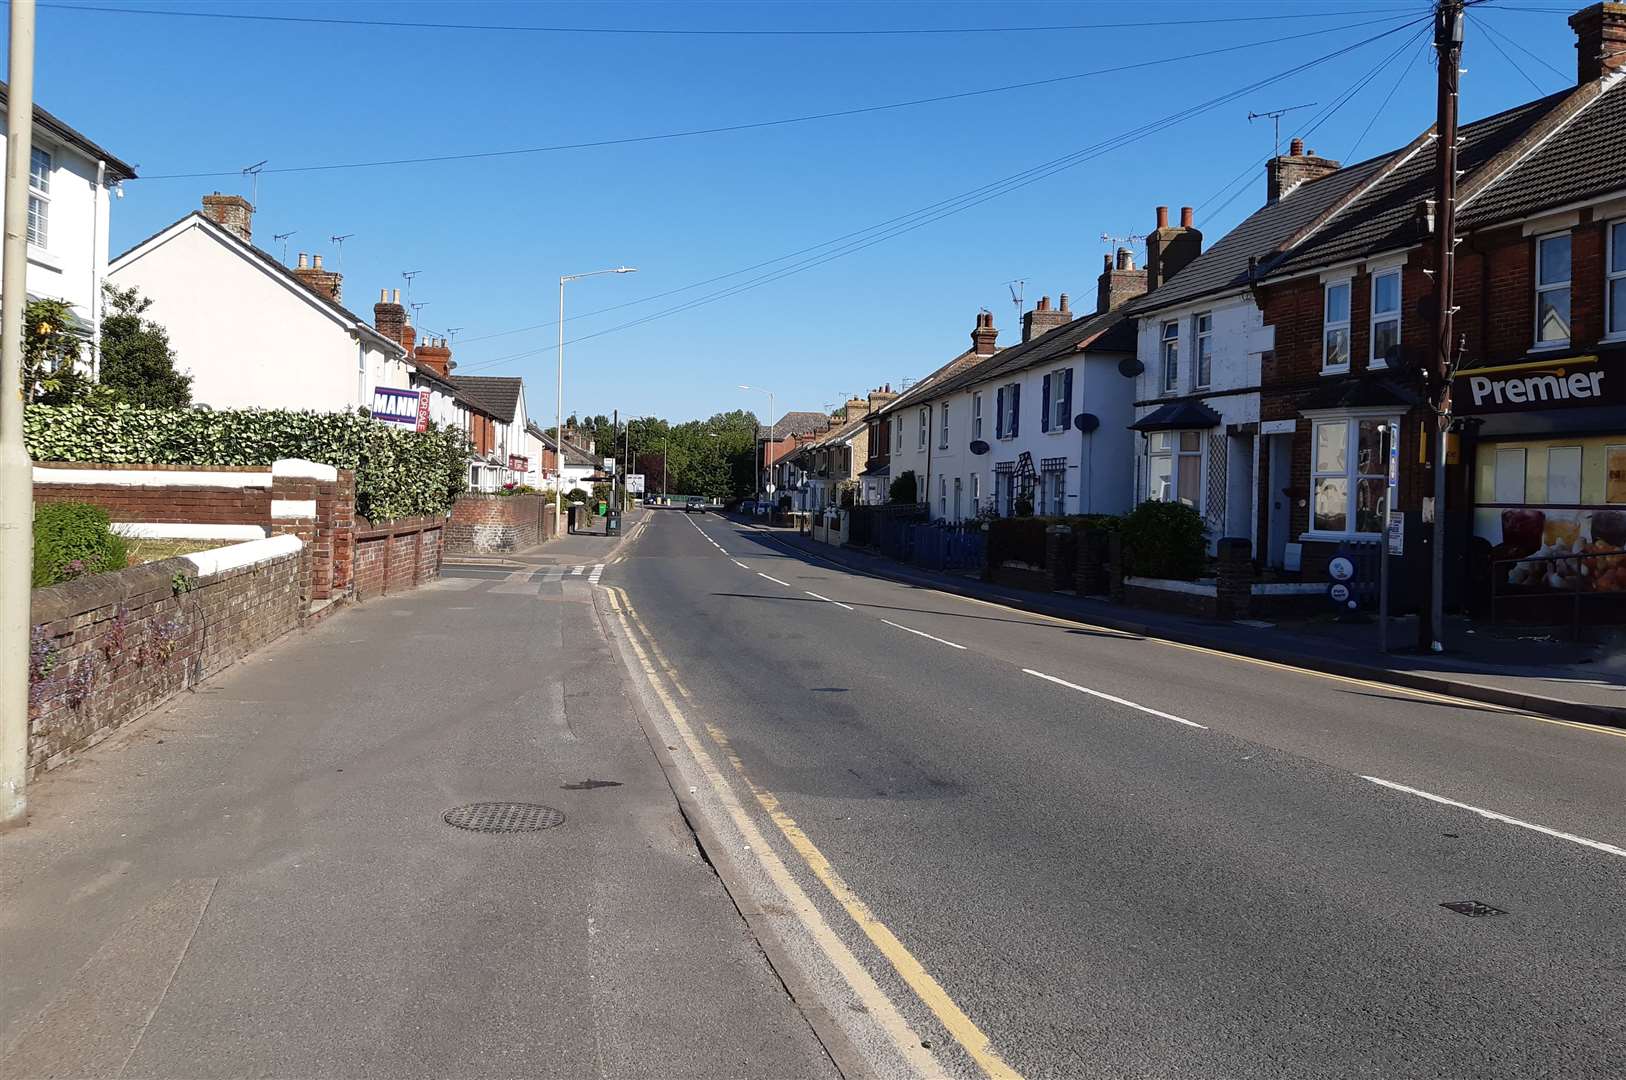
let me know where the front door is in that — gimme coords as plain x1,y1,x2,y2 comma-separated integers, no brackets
1266,433,1292,568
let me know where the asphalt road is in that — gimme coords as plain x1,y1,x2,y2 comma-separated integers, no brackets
608,508,1626,1080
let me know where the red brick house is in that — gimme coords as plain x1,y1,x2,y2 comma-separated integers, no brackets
1239,1,1626,615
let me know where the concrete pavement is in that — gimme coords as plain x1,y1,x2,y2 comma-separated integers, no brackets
0,527,835,1080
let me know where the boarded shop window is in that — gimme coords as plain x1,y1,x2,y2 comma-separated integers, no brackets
1493,447,1527,504
1547,446,1582,505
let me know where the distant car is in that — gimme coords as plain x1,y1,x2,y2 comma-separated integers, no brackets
685,496,704,514
740,499,757,515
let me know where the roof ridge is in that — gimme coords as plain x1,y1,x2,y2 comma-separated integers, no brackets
1459,72,1623,211
1269,129,1434,268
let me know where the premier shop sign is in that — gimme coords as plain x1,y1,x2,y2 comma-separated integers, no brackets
1455,355,1622,415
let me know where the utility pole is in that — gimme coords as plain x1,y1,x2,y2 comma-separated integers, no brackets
1423,0,1465,653
1,0,37,827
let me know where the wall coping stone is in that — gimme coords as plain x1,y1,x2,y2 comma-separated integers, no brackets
1125,575,1218,596
33,466,273,488
186,534,303,579
271,458,339,481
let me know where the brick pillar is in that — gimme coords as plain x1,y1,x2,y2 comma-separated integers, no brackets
1107,532,1126,603
1045,525,1073,590
1074,527,1109,595
332,470,356,595
1215,537,1256,619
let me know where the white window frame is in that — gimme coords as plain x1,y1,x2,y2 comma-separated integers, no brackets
939,473,947,516
1369,269,1401,368
1322,279,1351,373
970,472,980,512
999,382,1019,439
953,476,963,520
1304,412,1397,540
1607,220,1626,341
1535,231,1572,349
895,413,904,452
1160,321,1179,394
27,146,50,250
972,392,983,440
1047,368,1070,430
939,401,950,449
1193,312,1213,390
918,407,929,450
1046,467,1066,515
1146,431,1203,508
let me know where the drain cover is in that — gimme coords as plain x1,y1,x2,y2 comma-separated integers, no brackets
1441,900,1506,918
443,802,565,833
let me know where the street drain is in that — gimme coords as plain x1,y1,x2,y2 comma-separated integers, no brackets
1441,900,1506,918
443,803,565,833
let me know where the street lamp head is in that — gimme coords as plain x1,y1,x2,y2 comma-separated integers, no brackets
738,384,751,391
616,267,638,274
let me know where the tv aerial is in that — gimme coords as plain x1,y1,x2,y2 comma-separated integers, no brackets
1247,103,1317,158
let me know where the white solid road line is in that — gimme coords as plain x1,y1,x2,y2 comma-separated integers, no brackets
1361,776,1626,859
733,559,749,569
805,591,855,611
881,619,967,650
1023,669,1207,729
758,572,793,587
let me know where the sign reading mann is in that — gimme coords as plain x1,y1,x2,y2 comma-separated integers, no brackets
1454,354,1623,414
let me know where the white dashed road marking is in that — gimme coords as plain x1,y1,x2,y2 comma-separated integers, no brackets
880,619,966,650
758,572,792,588
805,591,855,611
1361,776,1626,859
1023,669,1207,729
733,560,749,569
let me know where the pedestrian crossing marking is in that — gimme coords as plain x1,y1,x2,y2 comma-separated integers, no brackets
570,565,585,576
588,563,604,584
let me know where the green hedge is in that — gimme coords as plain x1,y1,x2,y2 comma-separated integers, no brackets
34,502,128,587
1120,499,1207,580
25,403,469,521
987,514,1122,568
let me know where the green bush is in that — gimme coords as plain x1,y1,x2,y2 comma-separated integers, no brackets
889,470,918,505
33,502,128,587
24,403,468,521
987,517,1050,567
1120,499,1207,580
565,488,591,504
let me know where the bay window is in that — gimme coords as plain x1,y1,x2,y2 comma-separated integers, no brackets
1607,221,1625,339
1194,312,1213,389
1535,232,1571,346
1370,269,1400,366
1147,431,1202,507
1160,321,1179,393
1323,280,1351,372
1310,416,1391,536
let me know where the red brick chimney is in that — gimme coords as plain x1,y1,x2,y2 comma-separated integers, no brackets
201,193,252,244
1097,247,1148,314
1571,2,1626,82
1266,139,1341,204
1145,206,1203,292
970,309,999,355
417,337,452,378
291,252,343,303
374,287,406,346
1021,294,1071,343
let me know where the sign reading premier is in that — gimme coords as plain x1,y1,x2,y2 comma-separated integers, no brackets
1455,355,1622,415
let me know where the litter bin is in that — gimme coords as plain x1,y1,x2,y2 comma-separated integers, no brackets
605,509,621,537
597,501,608,516
567,504,580,533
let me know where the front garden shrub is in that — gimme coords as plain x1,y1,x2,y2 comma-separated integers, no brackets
1120,499,1207,580
33,502,128,587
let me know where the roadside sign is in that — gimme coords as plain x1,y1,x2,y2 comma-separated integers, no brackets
1387,511,1404,555
372,387,429,431
626,474,645,494
603,456,616,473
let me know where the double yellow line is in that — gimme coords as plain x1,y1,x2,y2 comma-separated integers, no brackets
601,584,1022,1080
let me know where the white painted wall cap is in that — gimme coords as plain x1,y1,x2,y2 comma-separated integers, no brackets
272,458,339,481
184,533,303,578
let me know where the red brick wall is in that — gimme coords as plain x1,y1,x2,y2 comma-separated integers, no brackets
33,464,272,522
27,549,303,777
353,517,445,600
446,493,554,553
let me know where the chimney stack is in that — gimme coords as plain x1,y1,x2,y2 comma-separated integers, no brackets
1145,205,1203,292
1570,2,1626,83
1022,294,1071,343
417,336,452,378
1097,246,1148,314
201,192,253,244
375,288,412,357
970,309,999,355
1266,140,1341,204
292,251,343,302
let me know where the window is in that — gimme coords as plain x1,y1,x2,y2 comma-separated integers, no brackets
1323,281,1351,371
953,477,963,520
1311,417,1390,535
1043,459,1067,515
1041,367,1072,432
1608,222,1626,339
1547,446,1582,504
1147,431,1201,507
972,392,983,440
1193,312,1213,389
940,402,950,448
1160,321,1179,393
1493,447,1526,504
1370,270,1400,366
939,474,947,516
1535,232,1571,346
996,383,1019,439
895,413,904,452
27,146,49,248
918,407,929,450
970,472,980,512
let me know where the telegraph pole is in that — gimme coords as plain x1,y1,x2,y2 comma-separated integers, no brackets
1423,0,1465,652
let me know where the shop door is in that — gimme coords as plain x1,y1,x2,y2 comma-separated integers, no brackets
1266,434,1293,568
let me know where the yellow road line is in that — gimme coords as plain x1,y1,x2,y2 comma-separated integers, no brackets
611,584,1023,1080
602,587,941,1078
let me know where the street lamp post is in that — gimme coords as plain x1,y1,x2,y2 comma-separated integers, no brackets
739,384,775,511
556,267,636,530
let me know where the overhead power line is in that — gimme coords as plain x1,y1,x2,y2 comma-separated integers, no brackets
134,12,1425,181
1474,9,1571,85
450,14,1434,374
41,2,1429,37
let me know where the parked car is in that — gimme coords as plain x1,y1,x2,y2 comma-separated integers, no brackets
685,496,704,514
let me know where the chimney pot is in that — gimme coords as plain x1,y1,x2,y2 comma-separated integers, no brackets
1103,253,1113,272
392,288,400,303
1180,206,1194,229
313,254,324,270
1116,246,1135,271
1155,205,1169,229
1059,293,1070,312
1290,137,1305,156
297,252,309,268
380,288,388,302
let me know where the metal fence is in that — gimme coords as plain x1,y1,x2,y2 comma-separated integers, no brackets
1490,550,1626,640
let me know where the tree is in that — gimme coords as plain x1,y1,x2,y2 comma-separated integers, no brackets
889,470,918,505
99,283,192,407
23,298,93,404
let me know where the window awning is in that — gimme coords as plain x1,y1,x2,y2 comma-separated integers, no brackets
859,461,891,478
1130,401,1222,432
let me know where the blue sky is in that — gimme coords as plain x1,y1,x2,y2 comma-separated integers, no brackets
25,0,1581,424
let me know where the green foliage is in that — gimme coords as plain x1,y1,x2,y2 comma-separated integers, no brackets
1120,499,1208,580
565,487,591,504
24,403,469,521
987,517,1050,567
889,470,918,505
24,298,96,405
33,502,128,587
498,482,539,496
98,283,192,407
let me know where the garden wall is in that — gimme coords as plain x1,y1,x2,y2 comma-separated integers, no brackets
447,493,557,554
353,516,446,599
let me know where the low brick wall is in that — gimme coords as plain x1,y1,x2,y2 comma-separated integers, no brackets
354,516,445,600
1123,576,1220,618
28,536,304,777
446,494,556,554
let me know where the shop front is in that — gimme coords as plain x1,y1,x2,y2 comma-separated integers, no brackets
1455,350,1626,619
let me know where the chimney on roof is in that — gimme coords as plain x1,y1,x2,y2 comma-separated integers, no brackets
868,385,900,412
1022,294,1071,343
201,192,253,243
374,287,409,353
842,395,870,422
1266,139,1341,205
1571,2,1626,82
971,309,999,355
292,251,344,302
417,336,452,378
1097,246,1148,314
1145,205,1203,292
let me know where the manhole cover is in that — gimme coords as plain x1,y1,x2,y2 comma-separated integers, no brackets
1441,900,1506,918
443,803,565,833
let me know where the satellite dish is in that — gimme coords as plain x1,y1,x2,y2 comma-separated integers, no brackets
969,440,990,456
1118,357,1145,378
1075,413,1100,433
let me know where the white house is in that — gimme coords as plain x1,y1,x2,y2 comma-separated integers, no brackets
1,81,137,366
530,427,598,493
449,375,531,492
108,196,411,412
